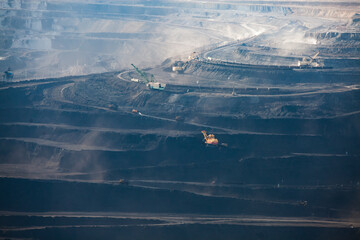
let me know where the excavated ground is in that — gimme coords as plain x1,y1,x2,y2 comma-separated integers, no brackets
1,1,360,239
0,51,360,239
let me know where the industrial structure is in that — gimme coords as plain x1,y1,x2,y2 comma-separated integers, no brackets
131,64,166,90
298,52,323,68
3,67,13,80
201,131,219,145
172,61,188,72
172,52,198,73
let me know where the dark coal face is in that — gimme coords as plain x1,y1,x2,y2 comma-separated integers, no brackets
0,63,359,239
1,1,360,239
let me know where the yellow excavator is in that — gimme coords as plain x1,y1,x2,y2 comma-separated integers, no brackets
201,130,219,145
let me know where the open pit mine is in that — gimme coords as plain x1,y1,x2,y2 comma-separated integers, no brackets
0,0,360,239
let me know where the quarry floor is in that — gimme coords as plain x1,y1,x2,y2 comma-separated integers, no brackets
1,1,360,238
0,52,360,239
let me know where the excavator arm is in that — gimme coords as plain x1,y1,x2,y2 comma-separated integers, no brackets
309,52,319,64
310,52,320,60
131,64,149,83
201,130,209,141
201,130,219,145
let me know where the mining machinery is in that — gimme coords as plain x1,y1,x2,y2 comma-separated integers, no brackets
172,52,198,73
172,61,188,73
3,67,13,80
131,64,151,83
201,130,219,145
131,64,166,90
298,52,323,68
